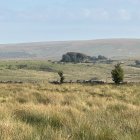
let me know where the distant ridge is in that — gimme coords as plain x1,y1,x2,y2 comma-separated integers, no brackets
0,39,140,60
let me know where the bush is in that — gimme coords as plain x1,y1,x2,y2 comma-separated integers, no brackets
111,63,124,84
58,71,65,84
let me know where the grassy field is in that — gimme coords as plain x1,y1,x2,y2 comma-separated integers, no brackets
0,60,140,82
0,60,140,140
0,83,140,140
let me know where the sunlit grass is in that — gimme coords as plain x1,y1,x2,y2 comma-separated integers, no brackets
0,60,140,82
0,83,140,140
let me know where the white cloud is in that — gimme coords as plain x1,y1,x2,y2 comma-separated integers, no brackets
100,10,110,20
83,9,91,17
82,8,110,20
17,10,48,21
118,9,131,20
128,0,140,4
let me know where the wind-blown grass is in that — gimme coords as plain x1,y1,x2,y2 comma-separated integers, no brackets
0,83,140,140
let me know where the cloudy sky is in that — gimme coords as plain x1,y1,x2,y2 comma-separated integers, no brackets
0,0,140,43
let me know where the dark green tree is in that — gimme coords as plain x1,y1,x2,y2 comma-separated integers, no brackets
135,60,140,65
58,71,65,84
111,63,124,84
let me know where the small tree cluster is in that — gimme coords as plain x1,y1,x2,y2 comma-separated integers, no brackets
135,60,140,65
58,71,65,84
61,52,108,63
111,63,124,84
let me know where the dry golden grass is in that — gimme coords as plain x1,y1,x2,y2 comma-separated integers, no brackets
0,83,140,140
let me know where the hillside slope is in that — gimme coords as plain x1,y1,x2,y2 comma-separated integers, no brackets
0,39,140,60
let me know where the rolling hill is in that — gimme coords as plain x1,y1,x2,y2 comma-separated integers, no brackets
0,39,140,60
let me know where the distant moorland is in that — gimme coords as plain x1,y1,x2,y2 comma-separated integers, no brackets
0,39,140,60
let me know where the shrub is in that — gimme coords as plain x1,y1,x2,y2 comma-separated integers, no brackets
58,71,65,84
111,63,124,84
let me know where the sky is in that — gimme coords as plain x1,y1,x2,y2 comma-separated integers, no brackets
0,0,140,43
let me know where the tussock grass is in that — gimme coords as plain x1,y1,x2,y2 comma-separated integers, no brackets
0,83,140,140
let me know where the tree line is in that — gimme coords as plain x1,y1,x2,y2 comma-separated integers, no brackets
61,52,107,63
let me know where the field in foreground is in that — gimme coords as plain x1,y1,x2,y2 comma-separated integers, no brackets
0,83,140,140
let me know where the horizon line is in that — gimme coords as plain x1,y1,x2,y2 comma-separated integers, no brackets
0,37,140,45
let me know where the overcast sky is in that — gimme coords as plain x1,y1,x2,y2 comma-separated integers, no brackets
0,0,140,43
